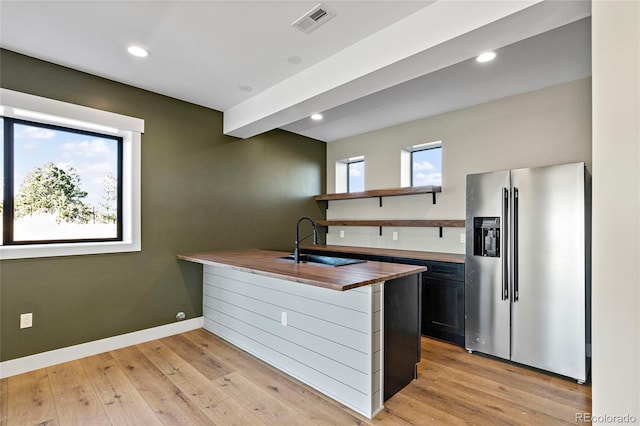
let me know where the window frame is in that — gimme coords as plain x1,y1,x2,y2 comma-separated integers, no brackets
0,88,143,260
2,117,124,245
409,142,442,187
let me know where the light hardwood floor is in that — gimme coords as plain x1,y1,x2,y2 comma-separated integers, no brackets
1,329,591,425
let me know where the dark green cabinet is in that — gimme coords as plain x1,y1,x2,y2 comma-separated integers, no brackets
301,247,465,346
383,274,421,400
421,261,464,345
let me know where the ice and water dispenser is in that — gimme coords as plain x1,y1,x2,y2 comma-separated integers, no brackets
473,217,500,257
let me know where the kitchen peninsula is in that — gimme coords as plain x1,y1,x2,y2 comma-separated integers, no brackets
178,249,426,418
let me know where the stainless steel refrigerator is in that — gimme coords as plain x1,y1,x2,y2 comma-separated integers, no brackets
465,162,590,383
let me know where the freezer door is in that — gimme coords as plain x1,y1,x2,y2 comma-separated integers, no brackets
465,171,510,359
510,163,587,381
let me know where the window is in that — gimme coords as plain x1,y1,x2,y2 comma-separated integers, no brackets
410,142,442,186
0,88,143,259
2,118,122,244
335,155,365,193
347,159,365,192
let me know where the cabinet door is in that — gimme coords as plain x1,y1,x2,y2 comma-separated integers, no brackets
384,274,421,401
422,277,464,345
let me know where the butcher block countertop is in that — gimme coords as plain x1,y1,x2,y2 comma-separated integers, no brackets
177,249,426,291
301,244,466,264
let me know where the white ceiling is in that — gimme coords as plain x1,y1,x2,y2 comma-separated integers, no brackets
0,1,591,142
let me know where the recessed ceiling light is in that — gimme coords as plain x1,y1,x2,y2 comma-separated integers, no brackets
476,51,496,63
311,113,323,120
238,85,253,92
127,46,149,58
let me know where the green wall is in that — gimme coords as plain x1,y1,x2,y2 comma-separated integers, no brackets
0,49,326,361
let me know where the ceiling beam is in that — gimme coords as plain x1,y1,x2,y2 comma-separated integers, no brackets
223,0,546,139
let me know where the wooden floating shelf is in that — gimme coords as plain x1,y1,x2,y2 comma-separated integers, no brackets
314,185,441,201
314,185,442,205
316,219,465,238
316,220,464,227
314,186,454,236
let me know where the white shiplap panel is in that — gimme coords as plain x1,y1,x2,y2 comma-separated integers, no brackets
372,370,381,394
204,305,369,390
287,308,370,353
373,311,381,331
205,266,371,310
204,272,372,332
373,350,381,373
203,282,369,352
373,331,381,353
370,283,383,407
373,292,381,313
203,295,370,371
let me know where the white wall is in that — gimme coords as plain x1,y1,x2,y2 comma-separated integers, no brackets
326,78,592,253
592,1,640,422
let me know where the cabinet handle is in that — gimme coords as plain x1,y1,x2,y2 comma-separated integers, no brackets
513,187,519,302
502,187,509,301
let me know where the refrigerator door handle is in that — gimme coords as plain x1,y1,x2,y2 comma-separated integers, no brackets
502,187,509,301
513,187,519,302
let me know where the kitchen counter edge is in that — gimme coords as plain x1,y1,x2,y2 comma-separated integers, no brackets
177,249,427,291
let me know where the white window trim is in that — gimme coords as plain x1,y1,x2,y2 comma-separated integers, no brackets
0,89,144,260
403,140,442,187
336,155,364,193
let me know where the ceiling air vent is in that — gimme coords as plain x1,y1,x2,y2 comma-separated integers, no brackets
291,3,336,34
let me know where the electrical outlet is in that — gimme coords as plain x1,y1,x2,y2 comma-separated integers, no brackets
340,230,345,238
281,311,288,326
392,231,398,241
20,313,33,329
460,233,466,244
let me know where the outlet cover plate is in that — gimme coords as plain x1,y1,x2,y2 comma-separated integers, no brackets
20,313,33,329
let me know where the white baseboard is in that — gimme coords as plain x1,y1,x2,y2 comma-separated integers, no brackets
0,317,204,379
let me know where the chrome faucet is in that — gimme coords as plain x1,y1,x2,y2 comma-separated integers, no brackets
295,216,318,263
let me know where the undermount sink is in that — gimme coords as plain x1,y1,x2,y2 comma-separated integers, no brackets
279,253,366,266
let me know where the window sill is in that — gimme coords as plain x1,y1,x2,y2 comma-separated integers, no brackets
0,241,141,260
0,240,141,260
